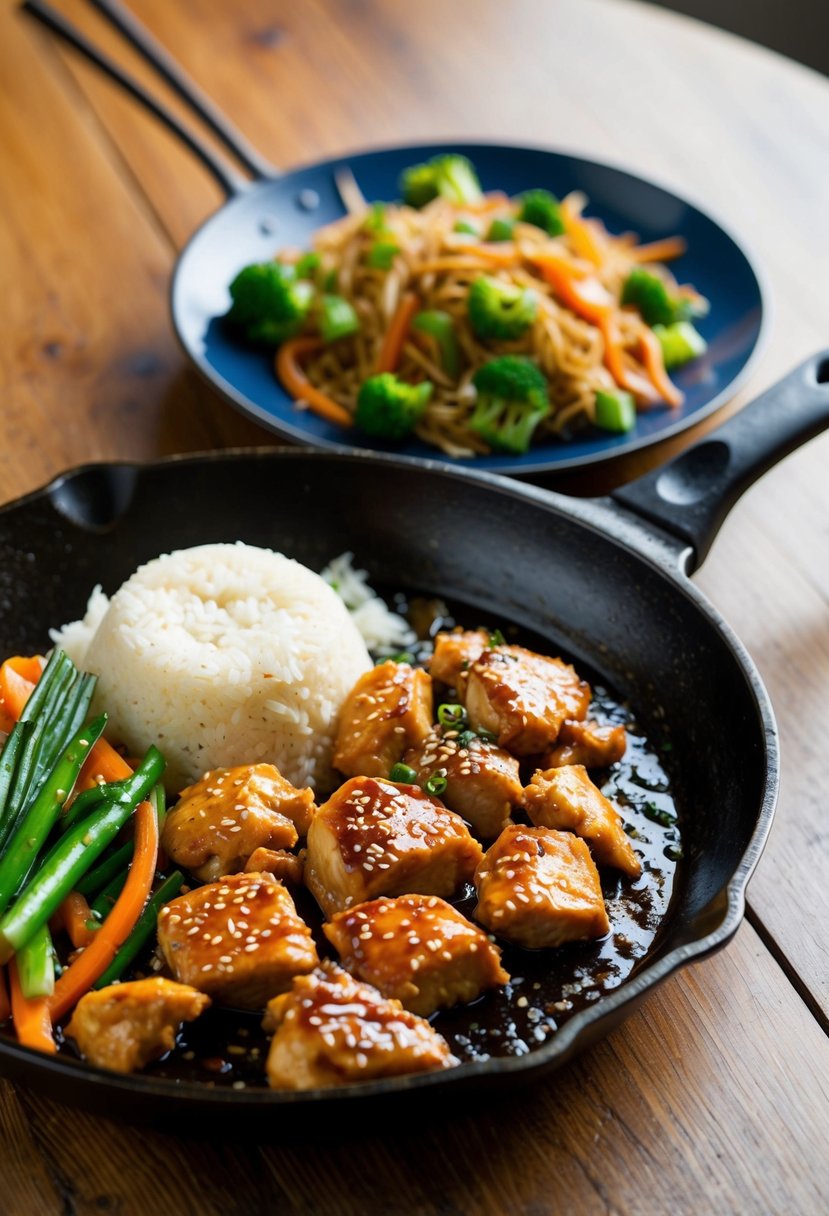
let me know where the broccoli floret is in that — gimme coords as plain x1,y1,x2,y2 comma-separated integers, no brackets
468,276,537,341
486,217,516,242
470,356,550,454
355,373,433,440
225,262,313,346
517,189,565,236
622,268,709,328
400,154,482,208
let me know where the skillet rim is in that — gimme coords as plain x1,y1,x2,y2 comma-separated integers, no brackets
169,137,771,475
0,447,779,1106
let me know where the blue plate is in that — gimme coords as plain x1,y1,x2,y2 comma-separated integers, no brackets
171,141,767,475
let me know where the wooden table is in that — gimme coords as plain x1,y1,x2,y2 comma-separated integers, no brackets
3,0,829,1210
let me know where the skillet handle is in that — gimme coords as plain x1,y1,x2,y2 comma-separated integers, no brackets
612,351,829,571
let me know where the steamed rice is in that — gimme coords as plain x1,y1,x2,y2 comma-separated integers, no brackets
51,543,374,794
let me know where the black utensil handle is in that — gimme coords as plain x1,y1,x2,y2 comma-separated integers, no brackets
89,0,277,183
613,351,829,571
20,0,257,197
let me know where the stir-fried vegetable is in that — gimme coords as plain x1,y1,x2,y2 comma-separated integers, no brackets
400,154,483,208
594,389,636,433
468,276,538,341
355,373,433,440
412,310,461,379
94,870,184,990
517,189,565,236
470,356,551,454
225,262,314,346
319,294,360,343
653,321,708,369
486,217,516,243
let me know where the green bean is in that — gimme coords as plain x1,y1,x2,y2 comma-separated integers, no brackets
0,713,107,920
16,921,55,999
90,870,127,921
74,840,134,898
0,745,164,961
93,871,184,989
0,721,32,851
60,746,165,833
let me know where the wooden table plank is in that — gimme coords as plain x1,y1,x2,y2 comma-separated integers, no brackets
5,923,828,1216
30,0,829,1013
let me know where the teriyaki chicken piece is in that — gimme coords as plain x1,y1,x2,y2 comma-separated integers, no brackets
323,893,509,1016
65,977,209,1074
161,763,316,882
403,727,522,839
263,960,458,1089
464,645,591,755
523,764,641,878
539,719,627,769
474,824,610,948
157,871,318,1009
304,776,483,918
333,660,434,779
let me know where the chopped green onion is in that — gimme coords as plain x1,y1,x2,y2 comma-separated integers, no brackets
595,389,636,434
424,772,448,797
488,628,505,648
652,321,707,370
476,729,498,744
453,219,479,236
412,310,461,379
457,730,477,749
486,217,515,242
390,763,418,784
319,294,360,343
367,241,400,270
437,703,467,728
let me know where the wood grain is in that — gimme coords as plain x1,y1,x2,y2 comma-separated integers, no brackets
5,924,829,1216
2,0,829,1210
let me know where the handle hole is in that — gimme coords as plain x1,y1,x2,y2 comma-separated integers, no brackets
817,358,829,385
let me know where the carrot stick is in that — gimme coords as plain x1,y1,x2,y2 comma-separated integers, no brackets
9,957,55,1053
56,891,97,950
0,657,42,732
633,236,687,263
376,292,419,373
532,253,660,405
275,338,353,428
560,197,605,267
638,326,684,407
0,965,9,1023
47,799,159,1022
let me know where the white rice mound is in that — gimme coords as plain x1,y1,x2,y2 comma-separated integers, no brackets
51,543,372,795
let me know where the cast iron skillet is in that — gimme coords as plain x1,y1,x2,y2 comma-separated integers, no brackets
22,0,766,475
0,352,826,1120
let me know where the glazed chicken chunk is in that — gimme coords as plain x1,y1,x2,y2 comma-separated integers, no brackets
323,893,509,1016
333,660,434,779
475,825,610,948
523,765,641,878
161,764,316,882
157,872,318,1009
540,719,627,769
244,846,305,888
305,776,483,918
464,646,591,755
429,629,490,689
264,961,457,1089
403,727,522,839
65,978,209,1075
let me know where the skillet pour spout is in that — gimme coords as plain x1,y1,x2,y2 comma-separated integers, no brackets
0,354,827,1119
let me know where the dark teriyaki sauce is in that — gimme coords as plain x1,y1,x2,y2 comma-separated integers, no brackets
55,592,683,1087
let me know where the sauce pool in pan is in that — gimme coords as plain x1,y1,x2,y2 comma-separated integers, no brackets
57,594,682,1088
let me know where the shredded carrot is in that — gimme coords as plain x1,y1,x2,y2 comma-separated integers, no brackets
638,326,684,407
462,191,511,213
56,891,97,950
78,737,133,790
0,965,9,1023
275,338,353,427
9,958,55,1054
532,253,660,405
560,197,605,267
0,656,42,732
464,244,521,266
633,236,687,263
48,799,159,1021
376,292,420,374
